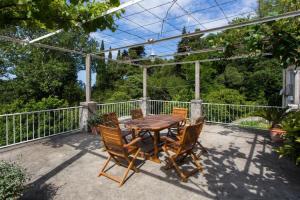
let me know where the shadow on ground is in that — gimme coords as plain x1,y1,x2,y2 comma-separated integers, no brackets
17,125,300,200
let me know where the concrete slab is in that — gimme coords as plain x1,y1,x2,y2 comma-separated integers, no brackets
1,124,299,200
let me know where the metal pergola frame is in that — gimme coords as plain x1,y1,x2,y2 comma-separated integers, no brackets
1,4,300,103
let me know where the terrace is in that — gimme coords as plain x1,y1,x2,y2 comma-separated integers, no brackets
0,122,299,200
1,100,300,199
1,0,300,199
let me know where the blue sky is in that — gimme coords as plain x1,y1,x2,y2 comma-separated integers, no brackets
78,0,258,84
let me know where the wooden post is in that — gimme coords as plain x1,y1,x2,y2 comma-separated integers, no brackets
195,61,200,100
143,66,147,98
85,54,91,102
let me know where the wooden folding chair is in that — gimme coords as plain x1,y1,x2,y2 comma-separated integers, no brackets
162,122,204,182
167,107,188,137
130,109,153,140
102,112,132,143
98,125,142,187
194,117,208,154
130,108,144,119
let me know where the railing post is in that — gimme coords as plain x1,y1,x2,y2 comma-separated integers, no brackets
191,61,203,124
80,54,96,133
140,98,149,116
140,66,149,116
79,102,97,133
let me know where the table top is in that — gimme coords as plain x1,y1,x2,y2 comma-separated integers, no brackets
124,115,185,132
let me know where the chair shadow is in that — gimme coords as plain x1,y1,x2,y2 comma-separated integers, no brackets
22,126,300,199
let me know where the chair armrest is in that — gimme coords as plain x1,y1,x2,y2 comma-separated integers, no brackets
123,137,142,148
161,136,180,146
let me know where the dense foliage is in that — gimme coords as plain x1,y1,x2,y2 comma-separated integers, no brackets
0,161,27,200
279,111,300,165
0,0,121,32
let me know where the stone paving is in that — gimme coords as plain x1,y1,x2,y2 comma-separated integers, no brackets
1,124,300,200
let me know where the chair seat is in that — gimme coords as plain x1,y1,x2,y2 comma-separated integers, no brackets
121,129,132,137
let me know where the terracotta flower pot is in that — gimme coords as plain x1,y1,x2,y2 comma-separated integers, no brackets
269,128,286,143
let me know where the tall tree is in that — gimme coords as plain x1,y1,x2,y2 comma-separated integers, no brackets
95,40,107,90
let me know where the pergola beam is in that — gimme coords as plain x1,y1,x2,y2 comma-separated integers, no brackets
97,10,300,54
122,47,224,63
143,66,147,98
0,35,142,67
145,53,273,68
85,54,92,102
195,61,200,100
28,0,144,44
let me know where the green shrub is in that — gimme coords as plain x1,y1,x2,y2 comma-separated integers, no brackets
0,161,28,200
278,111,300,165
87,112,104,131
254,107,289,128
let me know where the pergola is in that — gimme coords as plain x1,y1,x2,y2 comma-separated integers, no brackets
1,0,300,129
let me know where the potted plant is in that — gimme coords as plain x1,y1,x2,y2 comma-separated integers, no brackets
87,113,103,134
278,111,300,165
256,107,289,142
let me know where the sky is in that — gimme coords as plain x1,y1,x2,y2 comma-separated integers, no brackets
78,0,258,85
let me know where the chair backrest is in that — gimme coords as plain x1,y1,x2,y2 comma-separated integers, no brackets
130,108,144,119
194,116,205,125
177,122,204,154
102,112,120,128
172,107,188,119
98,124,126,155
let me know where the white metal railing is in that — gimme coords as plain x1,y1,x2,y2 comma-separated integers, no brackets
0,106,82,148
148,100,191,118
202,103,284,128
97,100,141,118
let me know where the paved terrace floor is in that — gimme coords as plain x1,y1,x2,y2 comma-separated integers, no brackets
1,124,300,200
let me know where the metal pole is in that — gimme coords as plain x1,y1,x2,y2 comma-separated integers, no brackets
96,10,300,54
143,67,147,98
85,54,91,102
195,61,200,100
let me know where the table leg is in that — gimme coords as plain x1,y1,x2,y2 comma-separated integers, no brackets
150,130,161,163
131,129,136,139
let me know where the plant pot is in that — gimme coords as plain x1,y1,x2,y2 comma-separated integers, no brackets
269,128,286,143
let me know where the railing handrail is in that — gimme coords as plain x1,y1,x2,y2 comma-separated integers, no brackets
148,99,191,104
97,100,141,106
202,102,283,109
0,106,83,117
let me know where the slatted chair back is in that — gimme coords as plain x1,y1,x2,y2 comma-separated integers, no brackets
102,112,120,128
176,122,204,155
172,107,188,119
194,116,205,125
130,108,144,119
98,125,127,156
97,124,141,186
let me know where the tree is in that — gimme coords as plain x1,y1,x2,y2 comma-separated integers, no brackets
128,46,145,59
0,0,121,32
95,40,107,90
0,27,98,106
224,64,244,88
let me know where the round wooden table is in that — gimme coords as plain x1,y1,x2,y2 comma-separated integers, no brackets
124,115,185,163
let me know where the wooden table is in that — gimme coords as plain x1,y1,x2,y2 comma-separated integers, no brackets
124,115,185,163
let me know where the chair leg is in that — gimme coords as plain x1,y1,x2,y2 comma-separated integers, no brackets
197,141,208,154
163,146,187,182
191,151,204,172
119,148,141,187
98,155,112,177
